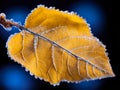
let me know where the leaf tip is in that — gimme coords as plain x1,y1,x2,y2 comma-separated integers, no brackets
109,70,115,77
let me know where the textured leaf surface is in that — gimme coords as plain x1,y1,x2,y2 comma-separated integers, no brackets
7,5,114,85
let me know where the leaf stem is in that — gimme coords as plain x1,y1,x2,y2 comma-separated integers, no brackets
0,14,79,60
0,13,113,75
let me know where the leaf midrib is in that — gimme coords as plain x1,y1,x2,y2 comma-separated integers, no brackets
18,24,110,75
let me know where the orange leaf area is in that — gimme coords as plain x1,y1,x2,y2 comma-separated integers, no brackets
6,5,115,85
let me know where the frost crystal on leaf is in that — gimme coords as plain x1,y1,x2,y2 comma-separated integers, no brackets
0,5,115,86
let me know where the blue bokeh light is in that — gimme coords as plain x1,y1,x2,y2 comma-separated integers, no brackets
70,2,106,35
70,80,103,90
7,6,28,25
0,65,35,90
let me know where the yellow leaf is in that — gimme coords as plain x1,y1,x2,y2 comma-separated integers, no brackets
6,5,114,85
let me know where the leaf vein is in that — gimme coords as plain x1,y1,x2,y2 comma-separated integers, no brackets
17,25,111,75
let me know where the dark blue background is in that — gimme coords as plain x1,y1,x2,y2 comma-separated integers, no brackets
0,0,118,90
